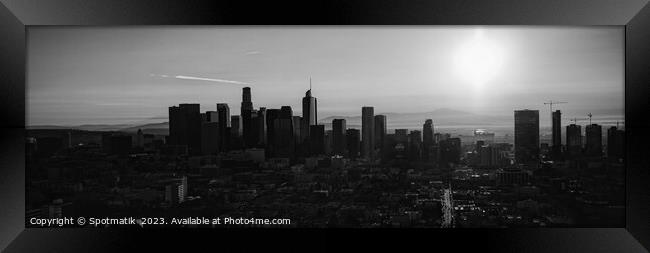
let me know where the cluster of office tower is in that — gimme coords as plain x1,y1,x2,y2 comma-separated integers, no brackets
168,87,341,160
166,86,464,165
514,109,624,165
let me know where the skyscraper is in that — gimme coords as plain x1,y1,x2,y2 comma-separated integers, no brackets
217,104,231,126
274,106,294,158
362,106,375,159
266,109,280,156
241,87,255,147
566,124,582,158
552,110,562,158
256,107,267,147
514,109,539,164
585,124,602,157
346,129,360,159
374,115,387,152
217,103,231,150
301,86,318,142
423,119,434,145
249,109,260,146
409,130,422,161
423,119,434,162
292,116,305,157
168,106,182,146
231,115,241,136
230,115,242,150
332,119,347,156
168,103,202,155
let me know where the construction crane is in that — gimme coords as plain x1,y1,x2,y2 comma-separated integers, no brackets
544,100,567,113
544,101,567,129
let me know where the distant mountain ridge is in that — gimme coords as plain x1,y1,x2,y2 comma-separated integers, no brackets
29,108,510,134
319,108,508,128
28,124,135,131
320,108,476,122
120,122,169,132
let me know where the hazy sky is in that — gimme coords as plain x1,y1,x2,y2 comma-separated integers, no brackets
27,27,623,126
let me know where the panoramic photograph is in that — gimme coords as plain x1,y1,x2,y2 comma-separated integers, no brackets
25,27,624,228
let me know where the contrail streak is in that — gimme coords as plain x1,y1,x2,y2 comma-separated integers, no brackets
151,74,250,85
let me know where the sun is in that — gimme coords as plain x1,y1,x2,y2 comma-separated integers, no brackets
453,30,505,87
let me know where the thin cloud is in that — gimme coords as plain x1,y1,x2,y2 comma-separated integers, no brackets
245,50,261,55
151,74,250,85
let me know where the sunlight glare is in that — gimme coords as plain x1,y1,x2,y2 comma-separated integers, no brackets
453,29,505,88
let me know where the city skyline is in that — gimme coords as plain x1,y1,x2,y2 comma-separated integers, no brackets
24,27,628,230
27,27,623,126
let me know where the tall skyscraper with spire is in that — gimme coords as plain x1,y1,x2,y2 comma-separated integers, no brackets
241,87,255,147
301,78,318,142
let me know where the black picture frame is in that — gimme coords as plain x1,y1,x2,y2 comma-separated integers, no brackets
1,0,649,251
